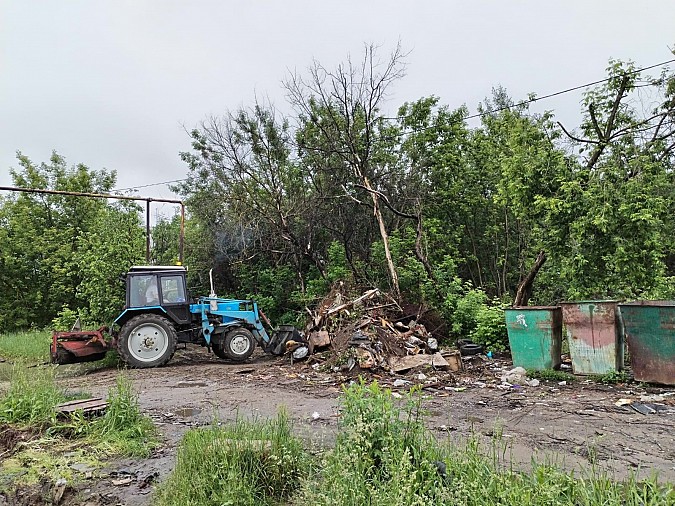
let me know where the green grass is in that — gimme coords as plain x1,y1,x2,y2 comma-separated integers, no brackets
0,366,158,493
592,370,631,385
0,363,66,427
293,380,674,506
0,330,51,362
52,374,158,457
526,368,577,383
154,412,308,506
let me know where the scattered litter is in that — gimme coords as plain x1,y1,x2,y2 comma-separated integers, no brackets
526,378,540,387
615,398,633,407
630,403,666,415
139,472,159,490
52,478,67,504
69,463,95,474
501,366,527,385
391,392,403,399
176,381,207,388
311,411,321,420
112,477,133,486
233,368,255,375
292,346,309,360
393,379,410,388
389,353,449,373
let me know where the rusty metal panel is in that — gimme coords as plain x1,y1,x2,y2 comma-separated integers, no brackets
560,301,622,375
505,307,562,370
619,301,675,385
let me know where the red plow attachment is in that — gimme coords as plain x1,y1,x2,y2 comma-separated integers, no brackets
50,327,110,365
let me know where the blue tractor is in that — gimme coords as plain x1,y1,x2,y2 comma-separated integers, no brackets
51,266,299,368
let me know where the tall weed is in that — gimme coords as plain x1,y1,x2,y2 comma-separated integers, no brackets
154,412,307,506
0,330,51,362
295,379,674,506
0,364,65,426
87,374,157,456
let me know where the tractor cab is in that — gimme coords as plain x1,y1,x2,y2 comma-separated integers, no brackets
125,266,191,324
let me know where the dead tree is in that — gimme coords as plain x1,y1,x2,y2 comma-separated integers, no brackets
284,44,408,299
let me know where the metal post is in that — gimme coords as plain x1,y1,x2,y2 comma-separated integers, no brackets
146,199,151,263
179,203,185,265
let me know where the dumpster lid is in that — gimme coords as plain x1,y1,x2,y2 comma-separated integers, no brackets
559,300,619,305
506,306,561,310
619,300,675,307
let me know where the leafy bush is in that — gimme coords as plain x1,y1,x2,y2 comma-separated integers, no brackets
470,300,509,352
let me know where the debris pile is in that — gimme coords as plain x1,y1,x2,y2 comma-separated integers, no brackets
294,286,462,374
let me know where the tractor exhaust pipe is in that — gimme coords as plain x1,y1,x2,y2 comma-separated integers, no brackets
208,269,218,312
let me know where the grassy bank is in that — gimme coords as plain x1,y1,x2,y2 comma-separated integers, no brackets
157,381,674,506
0,364,157,493
0,330,51,362
154,412,308,506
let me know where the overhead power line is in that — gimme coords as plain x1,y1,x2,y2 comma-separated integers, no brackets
383,57,675,130
126,57,675,189
458,57,675,123
114,178,186,192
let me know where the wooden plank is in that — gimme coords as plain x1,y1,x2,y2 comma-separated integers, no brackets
57,397,107,415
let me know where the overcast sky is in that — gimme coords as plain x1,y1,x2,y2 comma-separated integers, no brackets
1,1,674,210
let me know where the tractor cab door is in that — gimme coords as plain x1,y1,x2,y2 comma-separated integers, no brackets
158,274,191,324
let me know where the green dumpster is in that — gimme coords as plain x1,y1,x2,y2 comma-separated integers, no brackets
505,307,562,370
619,301,675,385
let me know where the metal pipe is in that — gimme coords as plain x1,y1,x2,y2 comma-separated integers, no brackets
0,185,183,204
0,185,185,264
146,199,151,262
179,203,185,265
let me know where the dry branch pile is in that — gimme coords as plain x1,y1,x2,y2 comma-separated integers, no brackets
295,286,461,374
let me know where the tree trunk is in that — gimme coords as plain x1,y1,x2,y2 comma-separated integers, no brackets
514,250,547,306
364,178,400,300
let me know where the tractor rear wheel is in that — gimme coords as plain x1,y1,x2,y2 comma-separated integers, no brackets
118,314,177,368
222,328,255,361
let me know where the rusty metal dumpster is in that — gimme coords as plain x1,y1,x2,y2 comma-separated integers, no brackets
505,307,562,370
618,301,675,385
560,301,623,375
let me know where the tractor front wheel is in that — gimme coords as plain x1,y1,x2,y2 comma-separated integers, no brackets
118,314,177,368
222,328,255,362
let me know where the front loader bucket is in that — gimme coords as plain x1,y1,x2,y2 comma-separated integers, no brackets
265,325,302,356
51,327,110,365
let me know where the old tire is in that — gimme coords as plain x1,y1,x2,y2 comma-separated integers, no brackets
212,336,228,360
118,314,177,368
460,343,483,356
222,328,255,362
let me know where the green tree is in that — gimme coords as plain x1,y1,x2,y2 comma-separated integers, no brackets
0,152,145,330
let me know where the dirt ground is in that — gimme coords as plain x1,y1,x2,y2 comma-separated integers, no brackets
11,346,675,505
